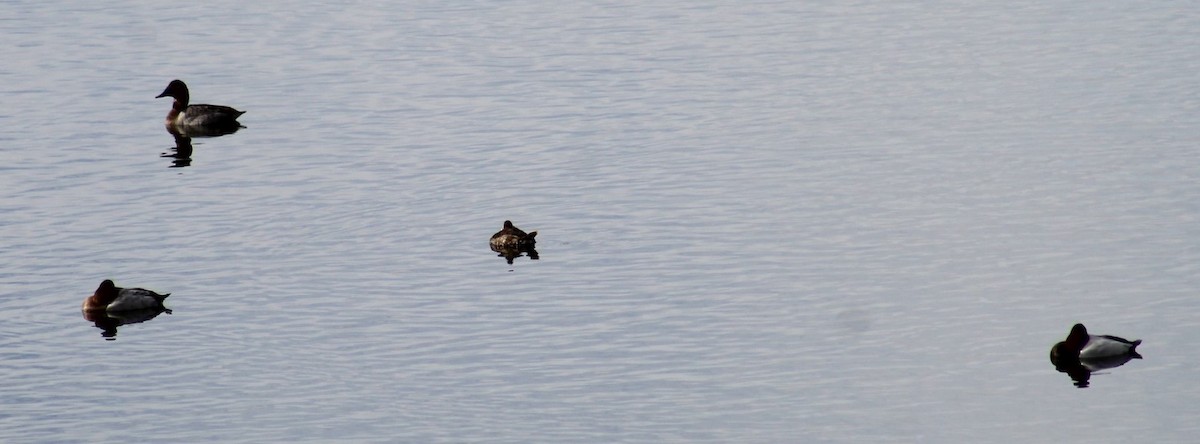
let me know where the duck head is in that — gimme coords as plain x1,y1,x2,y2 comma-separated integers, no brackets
1050,323,1090,359
84,279,120,311
1065,323,1088,347
156,79,190,106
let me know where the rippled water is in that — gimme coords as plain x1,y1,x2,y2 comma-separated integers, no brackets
2,1,1199,442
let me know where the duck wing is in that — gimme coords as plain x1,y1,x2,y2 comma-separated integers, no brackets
183,104,246,127
1098,335,1140,346
108,288,170,311
1080,335,1141,358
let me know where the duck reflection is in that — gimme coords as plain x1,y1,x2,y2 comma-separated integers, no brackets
168,122,242,138
82,307,171,341
162,132,194,168
492,244,539,265
160,126,241,168
1050,351,1141,388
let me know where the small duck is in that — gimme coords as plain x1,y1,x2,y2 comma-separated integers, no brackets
1051,323,1141,360
82,280,171,313
156,79,245,134
490,220,537,249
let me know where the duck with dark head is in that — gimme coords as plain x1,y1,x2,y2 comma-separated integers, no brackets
82,279,171,313
490,220,537,249
490,220,539,264
1049,323,1142,388
1050,323,1141,361
156,79,245,136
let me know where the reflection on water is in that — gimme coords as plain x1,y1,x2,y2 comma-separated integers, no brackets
491,244,539,266
81,307,171,341
167,123,242,139
162,133,194,168
160,126,241,168
1050,351,1142,388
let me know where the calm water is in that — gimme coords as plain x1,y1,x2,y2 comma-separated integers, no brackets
2,1,1199,442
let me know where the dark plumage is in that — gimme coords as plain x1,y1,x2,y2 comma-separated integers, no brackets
490,220,537,249
82,279,171,312
1051,323,1141,360
156,79,245,135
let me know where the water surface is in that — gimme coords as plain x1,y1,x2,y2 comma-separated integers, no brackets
1,1,1199,442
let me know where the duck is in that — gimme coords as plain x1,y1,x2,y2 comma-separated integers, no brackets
490,220,537,249
155,79,245,134
82,279,171,313
1051,323,1141,360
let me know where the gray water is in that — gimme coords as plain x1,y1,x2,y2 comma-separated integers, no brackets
2,1,1199,442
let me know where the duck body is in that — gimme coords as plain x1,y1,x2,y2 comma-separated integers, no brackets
1051,323,1141,360
156,79,245,134
490,220,537,249
82,280,171,313
169,104,245,130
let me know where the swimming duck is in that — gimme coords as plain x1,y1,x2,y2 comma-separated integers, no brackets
156,79,245,134
490,220,537,249
82,280,171,313
1051,323,1141,360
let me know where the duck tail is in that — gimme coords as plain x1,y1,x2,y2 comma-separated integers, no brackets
157,293,172,313
528,231,537,239
1129,339,1142,352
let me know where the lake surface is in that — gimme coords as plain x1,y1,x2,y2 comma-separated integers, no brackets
2,1,1199,442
